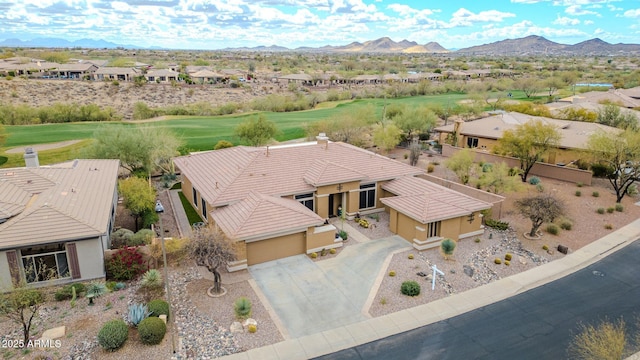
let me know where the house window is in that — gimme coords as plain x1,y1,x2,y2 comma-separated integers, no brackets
295,193,314,211
466,137,479,148
201,198,207,219
427,221,441,238
192,187,198,208
21,244,70,283
359,183,376,210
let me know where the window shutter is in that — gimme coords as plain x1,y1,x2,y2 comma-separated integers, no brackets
5,250,21,286
66,243,82,279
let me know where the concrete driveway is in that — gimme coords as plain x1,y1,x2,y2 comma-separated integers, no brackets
249,236,410,338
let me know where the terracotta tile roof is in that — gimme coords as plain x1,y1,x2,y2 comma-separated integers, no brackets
0,160,120,249
303,160,367,187
381,176,491,223
433,112,620,150
174,141,422,207
211,192,324,242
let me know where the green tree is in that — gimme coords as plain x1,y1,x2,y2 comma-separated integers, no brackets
118,177,157,231
445,148,476,185
372,122,402,153
392,106,438,140
587,129,640,203
544,77,564,97
0,287,45,344
86,125,181,174
186,225,237,295
596,104,638,130
306,105,376,147
214,140,234,150
234,114,278,146
516,77,541,98
495,120,561,182
516,194,565,237
476,162,523,194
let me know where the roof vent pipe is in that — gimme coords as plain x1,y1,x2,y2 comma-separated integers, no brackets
24,148,39,168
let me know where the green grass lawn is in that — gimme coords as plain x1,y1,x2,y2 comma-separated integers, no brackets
3,93,470,152
178,191,203,225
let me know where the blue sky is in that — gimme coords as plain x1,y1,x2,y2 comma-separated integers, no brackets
0,0,638,50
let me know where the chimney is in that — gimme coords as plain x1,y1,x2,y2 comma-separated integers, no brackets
316,132,329,146
24,148,39,168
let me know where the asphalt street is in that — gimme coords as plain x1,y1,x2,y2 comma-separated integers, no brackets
314,240,640,360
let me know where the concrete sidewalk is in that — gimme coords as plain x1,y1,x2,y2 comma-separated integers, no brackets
219,219,640,360
168,189,191,239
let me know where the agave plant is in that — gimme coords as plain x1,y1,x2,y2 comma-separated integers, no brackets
141,269,163,289
128,303,151,327
86,282,108,305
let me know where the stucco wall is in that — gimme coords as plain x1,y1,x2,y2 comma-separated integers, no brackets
307,225,339,252
441,144,592,185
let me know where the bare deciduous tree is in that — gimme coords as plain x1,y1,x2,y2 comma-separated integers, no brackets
0,287,45,344
515,194,565,237
186,226,237,294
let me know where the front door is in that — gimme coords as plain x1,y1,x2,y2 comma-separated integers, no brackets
328,194,335,217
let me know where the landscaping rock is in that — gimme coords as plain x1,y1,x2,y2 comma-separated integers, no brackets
463,265,474,277
41,326,65,340
242,318,257,328
230,322,244,333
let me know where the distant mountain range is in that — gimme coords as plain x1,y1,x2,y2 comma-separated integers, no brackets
1,35,639,55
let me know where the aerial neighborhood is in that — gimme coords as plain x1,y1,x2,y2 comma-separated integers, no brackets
1,34,640,359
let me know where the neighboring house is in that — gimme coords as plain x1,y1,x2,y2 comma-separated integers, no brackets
0,155,120,290
433,112,620,165
276,73,313,85
618,86,640,100
173,136,491,269
145,69,180,83
189,69,225,84
50,63,98,79
559,89,640,109
93,67,141,81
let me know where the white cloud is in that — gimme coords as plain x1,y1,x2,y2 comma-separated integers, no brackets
553,15,580,25
584,19,594,25
565,5,599,16
623,9,640,18
448,8,516,27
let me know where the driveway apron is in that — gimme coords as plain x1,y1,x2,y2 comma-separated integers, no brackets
249,236,410,338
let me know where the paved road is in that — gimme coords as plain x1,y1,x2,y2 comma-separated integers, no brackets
315,240,640,360
250,236,410,338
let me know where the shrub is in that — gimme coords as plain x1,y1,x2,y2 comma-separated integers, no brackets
484,218,509,230
105,281,117,292
597,208,605,214
320,248,327,256
214,140,234,150
505,260,510,266
234,297,252,319
128,303,151,327
248,324,257,333
54,283,86,301
400,281,421,297
427,164,435,173
494,258,502,264
141,269,163,289
605,224,613,230
408,254,414,260
130,229,154,246
560,221,573,230
576,182,583,187
504,253,512,261
148,299,170,320
440,238,456,259
591,163,613,178
86,282,108,305
338,230,348,240
575,190,581,197
607,207,615,214
546,224,560,235
528,176,540,185
97,319,128,351
592,191,600,197
388,271,396,277
536,184,545,192
310,252,317,259
615,204,624,212
329,248,336,254
107,247,146,281
474,238,481,243
542,244,549,251
110,228,134,249
138,317,166,345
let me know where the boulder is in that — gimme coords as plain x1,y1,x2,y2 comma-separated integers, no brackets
230,322,243,333
41,326,65,340
243,318,257,328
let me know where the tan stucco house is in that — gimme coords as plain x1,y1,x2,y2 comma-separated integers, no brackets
434,112,620,165
173,137,491,269
0,157,119,290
